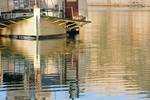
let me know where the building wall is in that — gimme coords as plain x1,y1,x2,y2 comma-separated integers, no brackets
79,0,88,18
0,0,14,12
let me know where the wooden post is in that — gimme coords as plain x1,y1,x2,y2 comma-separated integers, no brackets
35,0,38,8
34,0,40,39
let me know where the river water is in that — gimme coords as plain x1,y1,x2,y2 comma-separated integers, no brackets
1,7,150,100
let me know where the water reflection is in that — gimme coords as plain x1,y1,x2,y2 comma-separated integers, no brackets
0,37,81,100
1,6,150,100
79,6,150,99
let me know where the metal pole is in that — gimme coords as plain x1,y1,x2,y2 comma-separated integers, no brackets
29,0,31,11
47,0,48,15
38,0,41,8
63,0,66,18
36,15,39,39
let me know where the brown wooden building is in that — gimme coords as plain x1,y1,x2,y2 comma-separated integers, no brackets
65,0,88,20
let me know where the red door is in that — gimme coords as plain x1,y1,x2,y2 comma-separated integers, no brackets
65,0,79,19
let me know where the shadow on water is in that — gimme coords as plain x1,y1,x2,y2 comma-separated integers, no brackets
67,32,79,41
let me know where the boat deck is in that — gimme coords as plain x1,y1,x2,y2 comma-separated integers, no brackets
0,15,91,31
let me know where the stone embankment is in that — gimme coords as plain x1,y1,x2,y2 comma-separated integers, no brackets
87,0,150,7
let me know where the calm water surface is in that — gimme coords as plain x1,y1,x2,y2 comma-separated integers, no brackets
1,7,150,100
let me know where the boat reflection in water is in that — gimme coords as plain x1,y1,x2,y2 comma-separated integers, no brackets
0,37,81,100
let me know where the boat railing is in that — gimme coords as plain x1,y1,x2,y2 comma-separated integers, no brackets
0,7,62,19
0,6,87,21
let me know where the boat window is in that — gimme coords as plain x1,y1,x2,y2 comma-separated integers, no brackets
42,13,46,15
5,15,7,19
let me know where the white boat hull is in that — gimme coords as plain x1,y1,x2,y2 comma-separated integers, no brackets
0,8,90,39
0,17,66,39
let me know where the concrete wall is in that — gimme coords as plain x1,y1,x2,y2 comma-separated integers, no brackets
79,0,88,18
87,0,150,6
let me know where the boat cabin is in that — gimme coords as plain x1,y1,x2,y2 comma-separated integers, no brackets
0,0,88,21
0,0,64,19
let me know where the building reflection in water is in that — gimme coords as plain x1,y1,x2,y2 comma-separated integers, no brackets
79,6,150,98
0,37,81,100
